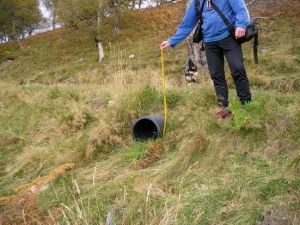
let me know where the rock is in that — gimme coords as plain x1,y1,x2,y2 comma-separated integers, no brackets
108,100,116,107
178,116,185,122
30,185,37,194
0,59,14,71
105,208,116,225
261,48,268,55
76,58,85,64
4,60,13,64
40,184,49,192
185,75,192,82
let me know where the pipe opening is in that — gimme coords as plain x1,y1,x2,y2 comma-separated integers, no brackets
133,119,159,140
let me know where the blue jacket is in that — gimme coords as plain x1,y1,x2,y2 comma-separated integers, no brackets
168,0,250,46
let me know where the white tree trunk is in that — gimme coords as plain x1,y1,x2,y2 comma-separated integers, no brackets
97,42,104,63
184,33,207,82
52,9,56,30
96,0,105,63
184,0,208,82
12,21,22,49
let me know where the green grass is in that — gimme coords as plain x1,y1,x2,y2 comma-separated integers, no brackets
125,142,148,162
0,2,299,224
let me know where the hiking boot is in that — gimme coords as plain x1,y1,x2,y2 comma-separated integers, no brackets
216,107,233,122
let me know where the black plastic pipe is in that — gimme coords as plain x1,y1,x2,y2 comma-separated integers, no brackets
133,115,164,140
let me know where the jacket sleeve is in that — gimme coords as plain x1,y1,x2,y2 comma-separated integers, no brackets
167,0,198,47
228,0,250,29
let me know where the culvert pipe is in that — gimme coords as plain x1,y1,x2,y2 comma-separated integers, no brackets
133,115,164,140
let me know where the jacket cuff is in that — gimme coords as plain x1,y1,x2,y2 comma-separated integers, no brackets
235,22,248,30
167,38,176,47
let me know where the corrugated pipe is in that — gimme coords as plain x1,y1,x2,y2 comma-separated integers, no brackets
132,115,164,140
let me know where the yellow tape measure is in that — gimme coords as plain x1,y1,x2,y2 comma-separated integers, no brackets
160,49,167,139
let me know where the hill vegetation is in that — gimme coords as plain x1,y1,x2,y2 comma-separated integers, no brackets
0,1,299,224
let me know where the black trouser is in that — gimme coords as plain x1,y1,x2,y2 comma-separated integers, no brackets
205,36,252,107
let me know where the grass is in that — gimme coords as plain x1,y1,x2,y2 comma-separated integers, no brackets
0,1,299,224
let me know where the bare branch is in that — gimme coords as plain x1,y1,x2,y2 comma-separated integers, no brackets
246,0,258,6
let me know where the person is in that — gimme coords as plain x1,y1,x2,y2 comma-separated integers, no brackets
161,0,252,120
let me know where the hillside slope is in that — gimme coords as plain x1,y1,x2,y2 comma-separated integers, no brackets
0,1,299,225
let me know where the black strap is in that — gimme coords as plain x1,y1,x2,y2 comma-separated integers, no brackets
195,0,206,21
210,1,230,26
211,0,259,64
253,32,259,64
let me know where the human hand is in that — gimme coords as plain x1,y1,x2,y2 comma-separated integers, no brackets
160,41,170,50
235,27,246,39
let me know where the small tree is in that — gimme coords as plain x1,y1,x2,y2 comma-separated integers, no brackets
56,0,128,63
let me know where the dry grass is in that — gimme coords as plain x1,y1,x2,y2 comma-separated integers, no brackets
85,120,123,159
0,2,299,224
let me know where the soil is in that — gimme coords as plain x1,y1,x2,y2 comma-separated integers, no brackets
0,213,9,225
132,155,161,170
256,209,295,225
0,137,19,146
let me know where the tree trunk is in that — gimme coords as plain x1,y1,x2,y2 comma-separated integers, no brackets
112,7,120,37
96,0,104,63
184,32,207,82
183,0,207,82
52,0,57,30
138,0,142,9
187,34,207,71
52,9,56,30
132,0,136,9
97,42,104,63
12,21,22,49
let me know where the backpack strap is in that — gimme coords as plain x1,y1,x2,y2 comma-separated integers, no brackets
195,0,206,22
210,1,230,26
210,0,259,64
253,31,259,64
